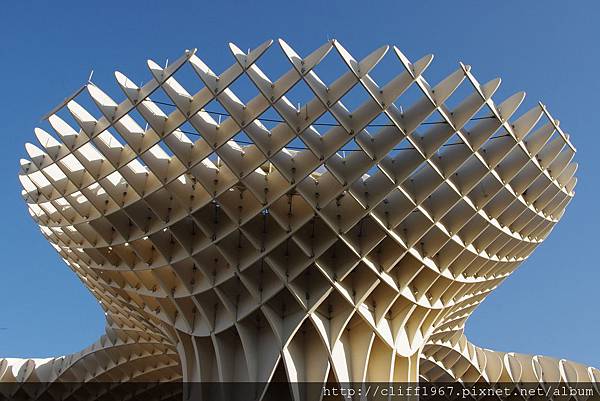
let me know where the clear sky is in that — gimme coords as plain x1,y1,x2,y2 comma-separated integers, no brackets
0,1,598,367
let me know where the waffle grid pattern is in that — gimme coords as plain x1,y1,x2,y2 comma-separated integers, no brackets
3,39,593,399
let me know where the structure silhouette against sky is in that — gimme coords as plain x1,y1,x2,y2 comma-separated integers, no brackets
1,39,598,398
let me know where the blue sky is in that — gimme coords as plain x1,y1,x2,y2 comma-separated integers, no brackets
0,1,598,367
